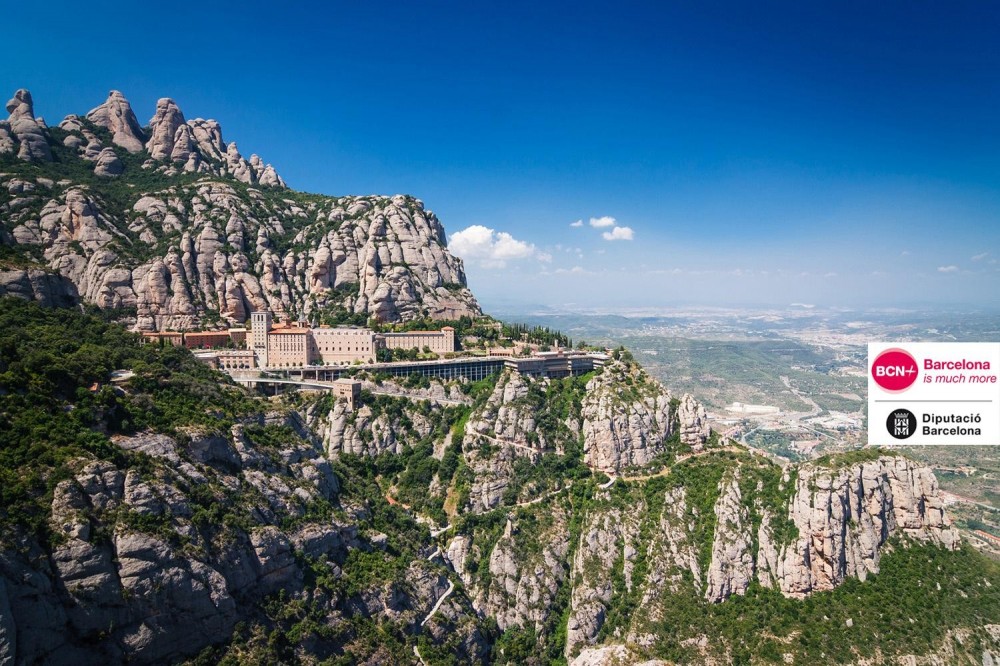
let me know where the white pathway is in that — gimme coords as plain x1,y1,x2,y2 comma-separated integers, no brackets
420,580,456,627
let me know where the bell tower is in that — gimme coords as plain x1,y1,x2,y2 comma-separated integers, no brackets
250,311,272,367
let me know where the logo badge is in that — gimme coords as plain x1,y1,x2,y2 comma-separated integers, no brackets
871,348,919,392
886,409,917,439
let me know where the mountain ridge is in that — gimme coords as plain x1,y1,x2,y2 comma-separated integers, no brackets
1,88,998,665
0,88,480,330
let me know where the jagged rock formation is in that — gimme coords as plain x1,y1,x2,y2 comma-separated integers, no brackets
0,423,342,664
703,473,754,602
446,507,572,636
636,485,703,610
4,89,50,162
146,97,186,161
756,455,959,598
318,398,442,457
0,268,79,307
0,89,480,328
677,393,710,450
565,506,642,657
93,148,124,178
461,370,552,512
445,446,967,662
304,378,470,458
0,416,488,664
580,359,677,472
86,91,146,153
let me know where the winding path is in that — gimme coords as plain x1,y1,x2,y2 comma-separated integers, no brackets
420,580,456,627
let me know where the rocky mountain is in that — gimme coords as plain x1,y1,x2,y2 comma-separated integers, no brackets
2,293,998,665
301,353,998,663
1,88,998,665
0,88,480,329
0,300,489,665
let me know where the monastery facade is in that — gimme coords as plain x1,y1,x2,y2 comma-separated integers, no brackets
250,312,455,368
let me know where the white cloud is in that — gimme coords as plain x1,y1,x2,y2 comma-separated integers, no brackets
900,250,911,257
589,216,617,228
602,226,634,241
554,266,588,275
937,265,959,273
972,252,989,262
570,220,583,228
449,225,547,268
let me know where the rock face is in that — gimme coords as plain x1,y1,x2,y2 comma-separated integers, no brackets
756,455,959,598
703,473,754,603
0,89,480,328
0,420,347,664
0,406,492,665
318,397,442,457
93,147,124,177
4,89,51,162
581,358,677,472
86,90,146,153
565,506,642,657
552,453,964,662
677,393,710,450
461,370,551,511
447,507,572,637
146,97,186,161
0,268,79,307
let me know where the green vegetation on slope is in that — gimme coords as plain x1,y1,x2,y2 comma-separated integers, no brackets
646,542,1000,664
0,297,260,542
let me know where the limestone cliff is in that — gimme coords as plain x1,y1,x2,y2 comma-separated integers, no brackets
438,446,978,664
446,507,572,638
0,89,480,328
580,355,710,473
0,413,486,665
756,455,960,598
0,267,79,307
1,423,345,664
460,370,556,513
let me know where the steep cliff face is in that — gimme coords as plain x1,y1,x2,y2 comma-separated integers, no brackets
460,370,555,513
1,422,341,664
438,447,977,664
564,505,642,657
0,421,491,665
580,356,710,473
756,455,960,598
580,359,675,472
3,90,50,162
0,89,480,328
450,360,712,513
0,267,79,307
445,505,572,653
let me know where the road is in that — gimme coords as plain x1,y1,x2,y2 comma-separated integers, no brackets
420,580,456,627
230,374,468,405
780,375,822,419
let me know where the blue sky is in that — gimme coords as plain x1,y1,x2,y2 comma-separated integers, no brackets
5,1,1000,310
